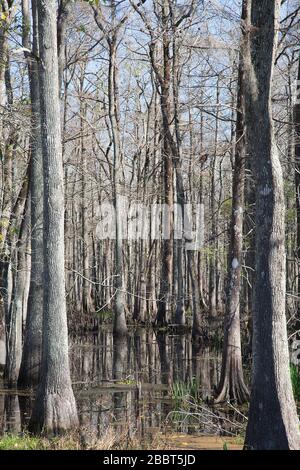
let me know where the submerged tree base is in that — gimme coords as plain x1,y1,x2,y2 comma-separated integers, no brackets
214,379,249,405
18,351,41,390
215,356,249,405
29,391,79,436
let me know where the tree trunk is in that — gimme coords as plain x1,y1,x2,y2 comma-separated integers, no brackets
29,0,78,435
215,0,249,405
172,33,185,326
18,0,43,389
109,39,127,336
209,80,220,317
156,2,174,326
4,196,30,386
0,10,12,317
244,0,300,450
57,0,71,94
80,92,93,314
295,54,300,322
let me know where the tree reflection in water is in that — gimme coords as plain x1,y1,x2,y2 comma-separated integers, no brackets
0,329,240,440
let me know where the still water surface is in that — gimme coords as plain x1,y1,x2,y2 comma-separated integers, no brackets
0,328,246,441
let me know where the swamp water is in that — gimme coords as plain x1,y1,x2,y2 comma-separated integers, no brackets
0,328,247,447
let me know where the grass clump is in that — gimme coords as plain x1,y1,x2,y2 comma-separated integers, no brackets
0,428,167,451
171,377,201,410
0,433,80,450
95,309,113,322
0,434,44,450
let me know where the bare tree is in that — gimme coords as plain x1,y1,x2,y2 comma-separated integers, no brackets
91,1,130,335
215,0,249,405
29,0,78,434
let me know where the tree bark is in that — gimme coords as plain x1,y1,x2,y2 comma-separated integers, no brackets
156,1,174,326
29,0,78,435
244,0,300,450
18,0,43,389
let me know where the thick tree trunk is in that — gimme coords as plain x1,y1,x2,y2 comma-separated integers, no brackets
29,0,78,435
156,2,174,326
18,0,43,389
244,0,300,450
156,127,174,325
215,0,249,405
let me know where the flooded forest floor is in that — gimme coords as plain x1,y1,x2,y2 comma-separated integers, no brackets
0,325,287,449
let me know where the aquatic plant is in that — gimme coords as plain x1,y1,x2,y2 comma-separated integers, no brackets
171,377,201,410
0,428,168,451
